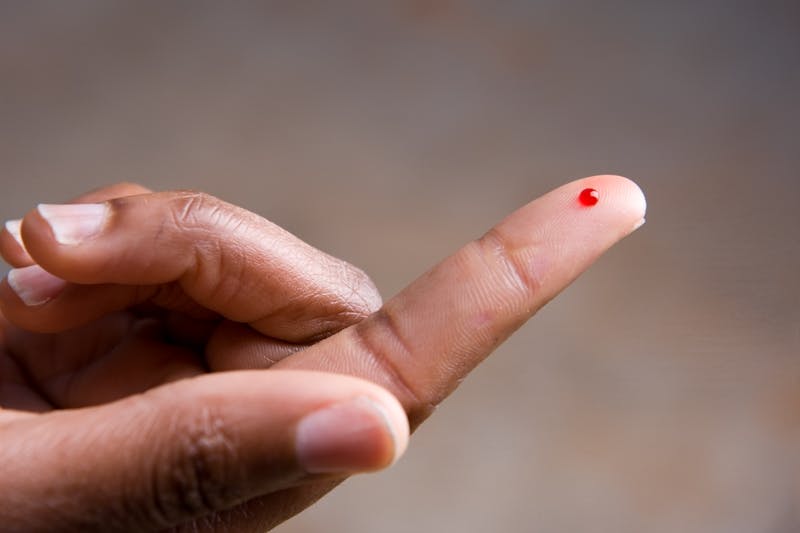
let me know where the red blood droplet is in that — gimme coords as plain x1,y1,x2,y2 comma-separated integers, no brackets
579,188,599,206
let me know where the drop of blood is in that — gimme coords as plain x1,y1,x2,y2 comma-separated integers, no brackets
579,188,599,206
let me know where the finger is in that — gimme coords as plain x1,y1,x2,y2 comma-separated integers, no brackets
0,370,409,531
4,313,302,409
0,317,53,411
67,182,153,203
0,219,29,268
4,313,207,408
278,175,647,425
173,174,648,532
206,321,309,371
1,191,381,341
0,182,152,268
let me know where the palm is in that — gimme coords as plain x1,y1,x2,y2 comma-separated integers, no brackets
0,308,213,411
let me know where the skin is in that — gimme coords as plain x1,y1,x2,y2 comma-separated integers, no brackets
0,176,645,532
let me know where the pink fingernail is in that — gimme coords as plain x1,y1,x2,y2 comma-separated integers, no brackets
295,396,404,474
4,219,25,250
6,265,67,306
37,203,108,245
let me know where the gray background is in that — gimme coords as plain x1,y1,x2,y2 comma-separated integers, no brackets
1,1,798,532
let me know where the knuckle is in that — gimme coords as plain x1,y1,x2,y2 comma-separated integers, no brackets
168,191,219,230
165,190,248,238
164,191,247,249
475,228,542,300
147,399,240,525
162,192,247,292
352,308,434,426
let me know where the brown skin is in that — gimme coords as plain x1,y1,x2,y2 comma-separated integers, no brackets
0,176,645,532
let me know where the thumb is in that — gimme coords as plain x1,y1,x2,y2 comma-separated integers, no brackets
0,370,408,532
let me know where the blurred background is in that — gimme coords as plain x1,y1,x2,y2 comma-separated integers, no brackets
1,1,798,532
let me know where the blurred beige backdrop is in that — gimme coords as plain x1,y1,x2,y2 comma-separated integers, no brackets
1,2,798,532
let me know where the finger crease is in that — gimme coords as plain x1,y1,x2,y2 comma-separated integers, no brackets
478,228,542,300
352,309,432,423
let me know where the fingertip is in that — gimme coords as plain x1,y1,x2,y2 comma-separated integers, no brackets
36,203,109,246
5,220,23,249
5,265,67,307
1,219,34,267
363,385,410,466
620,176,647,222
493,174,648,257
354,271,383,316
295,392,409,474
578,174,647,231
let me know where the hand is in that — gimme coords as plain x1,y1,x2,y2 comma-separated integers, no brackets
0,183,402,532
0,176,645,531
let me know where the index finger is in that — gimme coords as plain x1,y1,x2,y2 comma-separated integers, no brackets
277,175,647,425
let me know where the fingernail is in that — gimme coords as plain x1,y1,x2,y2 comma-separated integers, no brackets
4,219,25,250
632,218,646,231
295,396,408,474
6,265,67,306
37,203,108,245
